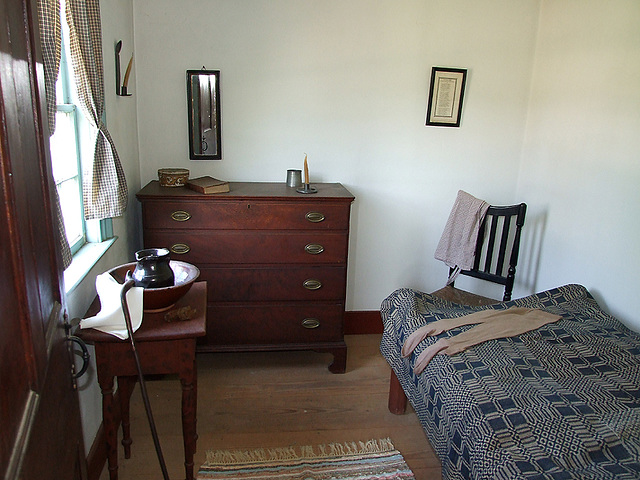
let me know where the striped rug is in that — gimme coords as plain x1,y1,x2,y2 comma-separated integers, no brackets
197,438,415,479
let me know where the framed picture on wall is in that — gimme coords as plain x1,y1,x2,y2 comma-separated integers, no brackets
425,67,467,127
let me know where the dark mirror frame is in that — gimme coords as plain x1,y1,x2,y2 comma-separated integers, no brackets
187,69,222,160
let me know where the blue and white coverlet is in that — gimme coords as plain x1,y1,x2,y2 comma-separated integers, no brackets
380,284,640,480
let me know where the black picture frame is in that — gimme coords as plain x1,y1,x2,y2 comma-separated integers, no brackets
187,69,222,160
425,67,467,127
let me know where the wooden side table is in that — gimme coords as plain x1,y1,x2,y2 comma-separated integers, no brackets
79,282,207,480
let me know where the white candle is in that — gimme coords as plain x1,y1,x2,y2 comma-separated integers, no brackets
303,154,309,184
122,55,133,88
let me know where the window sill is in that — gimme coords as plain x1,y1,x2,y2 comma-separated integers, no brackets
64,237,117,294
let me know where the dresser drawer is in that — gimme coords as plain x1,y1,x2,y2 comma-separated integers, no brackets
142,201,350,231
144,231,349,264
199,265,346,302
202,303,344,346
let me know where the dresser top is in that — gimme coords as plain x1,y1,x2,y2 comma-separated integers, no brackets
137,181,354,202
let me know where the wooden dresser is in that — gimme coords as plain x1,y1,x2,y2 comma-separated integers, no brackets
136,181,355,373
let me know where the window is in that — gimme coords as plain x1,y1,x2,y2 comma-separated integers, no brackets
48,18,115,295
49,34,86,254
49,15,112,259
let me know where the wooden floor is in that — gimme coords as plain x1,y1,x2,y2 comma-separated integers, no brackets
98,334,441,480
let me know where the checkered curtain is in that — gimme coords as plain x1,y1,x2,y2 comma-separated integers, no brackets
65,0,128,220
38,0,61,133
37,0,72,269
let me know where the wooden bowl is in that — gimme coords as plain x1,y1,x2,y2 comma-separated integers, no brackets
107,261,200,312
158,168,189,187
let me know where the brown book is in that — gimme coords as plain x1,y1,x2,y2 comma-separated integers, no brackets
185,176,230,194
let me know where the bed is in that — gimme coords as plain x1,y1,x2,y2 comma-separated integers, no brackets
380,284,640,480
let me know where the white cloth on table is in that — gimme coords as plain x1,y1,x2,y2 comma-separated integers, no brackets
80,271,144,339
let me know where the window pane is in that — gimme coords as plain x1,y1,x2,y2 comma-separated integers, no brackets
50,110,80,183
57,177,84,249
55,70,65,102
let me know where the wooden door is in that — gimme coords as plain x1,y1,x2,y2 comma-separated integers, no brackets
0,0,88,479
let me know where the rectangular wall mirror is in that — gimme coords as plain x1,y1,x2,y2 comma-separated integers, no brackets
187,69,222,160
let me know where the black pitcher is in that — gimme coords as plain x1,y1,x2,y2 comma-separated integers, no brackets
132,248,175,288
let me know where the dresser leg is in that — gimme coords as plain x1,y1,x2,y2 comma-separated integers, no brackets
327,344,347,374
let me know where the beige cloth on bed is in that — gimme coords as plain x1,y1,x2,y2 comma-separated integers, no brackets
402,307,562,374
434,190,490,285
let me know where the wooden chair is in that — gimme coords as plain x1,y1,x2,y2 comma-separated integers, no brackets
431,202,527,306
388,202,527,414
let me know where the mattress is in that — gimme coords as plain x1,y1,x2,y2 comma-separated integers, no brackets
380,284,640,479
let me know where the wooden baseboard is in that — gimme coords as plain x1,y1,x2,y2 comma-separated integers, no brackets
344,310,383,335
86,422,106,480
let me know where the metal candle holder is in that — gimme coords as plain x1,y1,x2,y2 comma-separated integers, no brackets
297,183,317,194
115,40,133,97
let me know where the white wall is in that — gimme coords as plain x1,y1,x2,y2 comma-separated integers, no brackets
517,0,640,329
133,0,540,310
130,0,640,322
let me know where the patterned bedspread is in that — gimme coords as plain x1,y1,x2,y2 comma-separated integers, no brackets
380,284,640,480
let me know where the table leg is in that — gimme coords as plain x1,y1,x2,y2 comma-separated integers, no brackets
179,363,197,480
117,376,136,458
193,362,198,447
99,375,119,480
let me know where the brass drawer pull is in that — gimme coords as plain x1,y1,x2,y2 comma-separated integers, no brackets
305,211,325,223
303,279,322,290
302,318,320,329
171,210,191,222
304,243,324,255
170,243,191,255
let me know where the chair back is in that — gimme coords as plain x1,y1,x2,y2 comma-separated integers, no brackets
451,203,527,301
